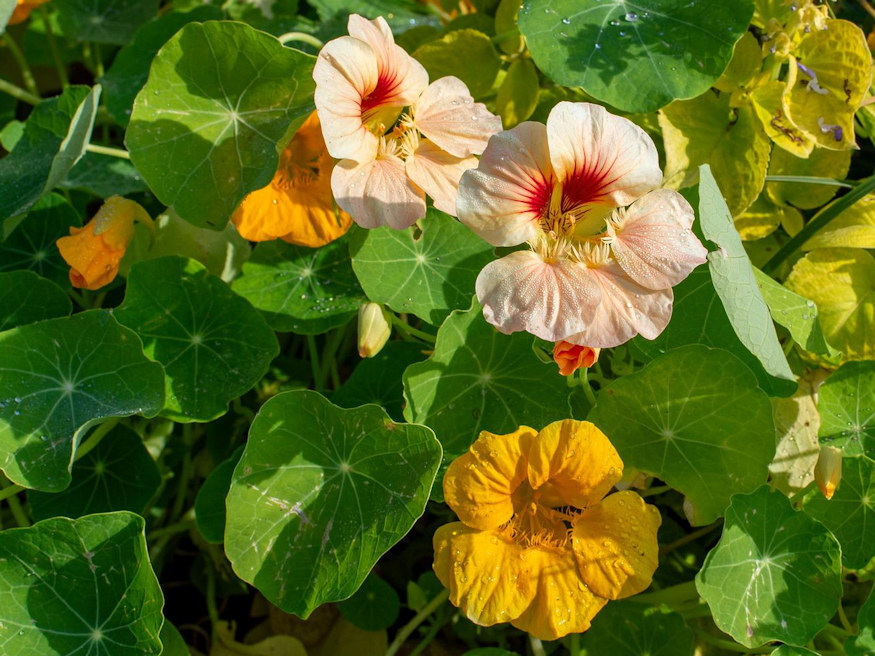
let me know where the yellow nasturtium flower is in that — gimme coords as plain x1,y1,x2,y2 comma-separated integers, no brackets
232,111,352,247
56,196,150,290
433,420,660,640
8,0,51,25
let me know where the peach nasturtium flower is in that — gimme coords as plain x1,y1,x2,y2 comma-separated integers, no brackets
56,196,151,290
232,111,352,247
433,420,660,640
8,0,51,24
457,102,708,348
314,14,501,230
552,341,600,376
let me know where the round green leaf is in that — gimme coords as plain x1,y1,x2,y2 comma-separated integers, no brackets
0,193,81,287
696,486,842,648
232,238,365,334
817,361,875,458
55,0,159,44
0,512,164,656
126,21,315,229
588,345,775,525
497,58,540,128
194,446,243,544
349,211,494,325
332,341,429,422
578,601,694,656
337,573,400,631
225,390,441,617
59,152,149,197
28,424,162,521
403,300,573,494
518,0,754,113
0,271,70,331
115,256,279,422
0,311,165,491
159,622,189,656
804,456,875,570
102,5,224,126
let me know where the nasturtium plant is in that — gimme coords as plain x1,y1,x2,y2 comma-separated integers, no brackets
126,21,316,229
0,311,164,491
225,390,441,616
697,486,843,648
349,211,493,325
0,511,164,656
115,256,279,422
3,1,875,653
589,345,775,525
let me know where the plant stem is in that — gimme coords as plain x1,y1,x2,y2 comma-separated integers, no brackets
406,611,449,656
529,636,547,656
277,31,324,49
390,314,436,344
40,7,69,88
696,631,771,654
579,369,597,405
764,175,854,188
0,77,41,105
638,485,671,498
762,174,875,275
630,580,699,606
205,561,220,645
569,633,581,655
5,491,30,527
658,520,722,556
170,424,195,522
0,482,24,503
2,35,39,96
75,417,120,460
307,335,323,390
837,603,854,633
85,143,131,159
385,589,449,656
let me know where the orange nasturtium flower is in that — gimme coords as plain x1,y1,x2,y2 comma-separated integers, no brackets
232,111,352,247
552,341,600,376
8,0,51,24
56,196,151,290
433,420,660,640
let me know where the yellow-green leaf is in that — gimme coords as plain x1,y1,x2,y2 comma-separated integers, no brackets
785,20,871,151
734,193,802,241
785,248,875,360
750,80,814,158
766,146,851,210
496,59,539,128
769,381,820,496
661,94,770,216
804,193,875,250
412,29,501,99
714,32,762,93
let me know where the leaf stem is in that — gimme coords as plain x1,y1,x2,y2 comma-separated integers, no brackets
695,631,771,654
390,314,436,344
0,77,41,105
40,7,69,88
837,603,854,634
1,34,39,96
529,636,547,656
762,174,875,276
629,580,699,606
0,483,24,503
307,334,323,390
85,143,131,159
4,490,30,527
578,368,597,406
277,31,323,49
658,520,722,556
568,633,581,654
75,417,120,460
764,175,854,189
385,589,449,656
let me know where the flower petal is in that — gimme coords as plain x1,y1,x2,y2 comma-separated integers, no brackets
547,102,662,210
572,490,661,600
331,155,426,230
414,76,503,158
527,420,623,509
609,189,707,290
406,140,477,216
475,250,601,342
443,426,538,530
314,36,381,163
563,261,673,348
510,546,608,640
433,523,537,628
456,122,554,247
347,14,428,109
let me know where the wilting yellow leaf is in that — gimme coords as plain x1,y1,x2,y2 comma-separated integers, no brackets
785,20,871,151
750,80,814,158
785,248,875,360
715,32,763,93
211,621,308,656
766,146,851,210
735,193,803,241
660,93,770,216
804,194,875,250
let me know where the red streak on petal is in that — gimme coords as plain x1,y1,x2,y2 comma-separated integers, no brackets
361,70,402,115
560,156,620,212
519,174,554,217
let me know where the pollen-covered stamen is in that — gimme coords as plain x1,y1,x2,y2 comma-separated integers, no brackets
504,497,573,549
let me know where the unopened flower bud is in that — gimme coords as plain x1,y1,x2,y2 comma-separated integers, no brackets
814,445,842,500
357,302,391,358
552,341,600,376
